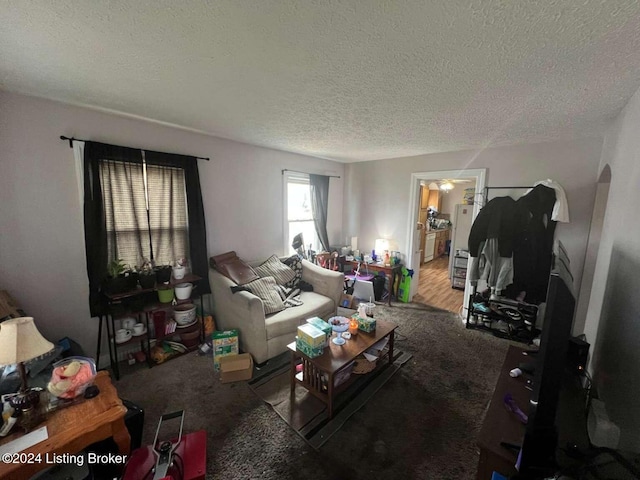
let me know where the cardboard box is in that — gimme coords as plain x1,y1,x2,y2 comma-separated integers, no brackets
295,336,324,358
297,323,326,348
356,314,376,333
213,329,239,370
0,290,25,321
219,353,254,383
306,317,331,347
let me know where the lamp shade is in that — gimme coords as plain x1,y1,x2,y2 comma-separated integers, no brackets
0,317,54,366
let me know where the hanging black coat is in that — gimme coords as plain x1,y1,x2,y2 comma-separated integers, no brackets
510,185,557,303
468,196,518,257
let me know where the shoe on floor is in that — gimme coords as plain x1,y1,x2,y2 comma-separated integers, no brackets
473,302,491,313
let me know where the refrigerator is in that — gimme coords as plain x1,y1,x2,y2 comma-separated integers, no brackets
448,204,473,279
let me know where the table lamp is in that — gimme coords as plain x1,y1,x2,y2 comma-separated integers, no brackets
374,239,390,265
0,317,54,411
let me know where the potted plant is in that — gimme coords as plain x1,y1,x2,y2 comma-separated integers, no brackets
137,259,157,290
154,264,173,284
104,259,136,294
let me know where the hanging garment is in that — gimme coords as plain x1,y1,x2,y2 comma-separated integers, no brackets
524,179,570,222
468,196,518,257
510,185,557,303
469,238,514,295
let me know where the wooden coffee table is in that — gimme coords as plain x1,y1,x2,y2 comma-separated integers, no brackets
288,318,397,418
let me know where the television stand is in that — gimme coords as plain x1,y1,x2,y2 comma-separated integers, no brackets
477,346,592,479
476,345,530,479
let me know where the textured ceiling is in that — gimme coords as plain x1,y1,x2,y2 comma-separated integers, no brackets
2,1,640,162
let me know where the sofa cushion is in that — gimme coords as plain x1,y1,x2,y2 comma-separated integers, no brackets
245,276,285,314
282,254,303,288
254,254,296,286
264,291,334,340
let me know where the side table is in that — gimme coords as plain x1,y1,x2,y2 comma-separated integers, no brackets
0,371,130,480
340,260,402,306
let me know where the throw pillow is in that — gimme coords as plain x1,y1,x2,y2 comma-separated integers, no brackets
210,251,259,285
282,254,303,289
254,254,296,286
245,276,285,315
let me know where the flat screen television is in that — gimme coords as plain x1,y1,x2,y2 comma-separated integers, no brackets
517,241,577,478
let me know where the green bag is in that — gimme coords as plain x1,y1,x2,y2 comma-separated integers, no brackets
397,267,413,303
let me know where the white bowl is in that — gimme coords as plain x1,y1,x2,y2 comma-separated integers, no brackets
175,282,193,300
173,303,196,325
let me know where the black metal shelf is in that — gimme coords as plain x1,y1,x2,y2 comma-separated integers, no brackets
466,288,540,344
97,275,204,380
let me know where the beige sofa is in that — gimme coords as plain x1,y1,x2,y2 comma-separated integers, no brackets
209,258,344,364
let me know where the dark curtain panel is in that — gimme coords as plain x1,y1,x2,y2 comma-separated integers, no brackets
145,151,211,294
83,142,143,316
309,174,330,252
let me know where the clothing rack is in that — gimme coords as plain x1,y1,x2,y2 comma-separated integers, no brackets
482,185,533,206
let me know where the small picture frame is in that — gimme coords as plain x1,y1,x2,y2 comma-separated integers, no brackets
340,294,353,309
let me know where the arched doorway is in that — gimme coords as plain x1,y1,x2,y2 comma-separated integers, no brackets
573,164,612,334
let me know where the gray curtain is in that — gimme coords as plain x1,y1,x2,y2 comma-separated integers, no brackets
309,174,330,252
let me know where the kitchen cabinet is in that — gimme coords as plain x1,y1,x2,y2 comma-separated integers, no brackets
434,229,450,259
427,189,441,211
420,186,430,209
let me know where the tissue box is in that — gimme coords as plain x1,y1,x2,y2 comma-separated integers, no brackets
213,329,239,370
295,336,324,358
356,314,376,333
297,323,326,348
306,317,331,346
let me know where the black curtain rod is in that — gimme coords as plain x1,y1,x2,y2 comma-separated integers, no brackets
59,136,210,161
281,168,340,179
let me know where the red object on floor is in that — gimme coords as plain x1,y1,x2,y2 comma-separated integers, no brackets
122,430,207,480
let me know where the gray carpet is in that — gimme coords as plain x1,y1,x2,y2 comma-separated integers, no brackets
249,346,411,449
115,302,514,480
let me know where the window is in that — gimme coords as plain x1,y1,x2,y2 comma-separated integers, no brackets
100,158,188,269
83,141,210,316
284,174,318,255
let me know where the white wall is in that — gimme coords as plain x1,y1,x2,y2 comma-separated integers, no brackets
344,138,603,304
0,91,344,355
582,85,640,452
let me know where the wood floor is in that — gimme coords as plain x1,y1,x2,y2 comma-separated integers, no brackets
413,255,464,313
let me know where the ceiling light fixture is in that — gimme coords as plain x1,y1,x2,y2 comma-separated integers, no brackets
440,182,454,192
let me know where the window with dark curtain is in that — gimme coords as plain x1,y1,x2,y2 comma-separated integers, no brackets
99,160,190,268
84,142,210,316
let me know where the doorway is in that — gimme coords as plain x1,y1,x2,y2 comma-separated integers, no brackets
405,169,486,317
